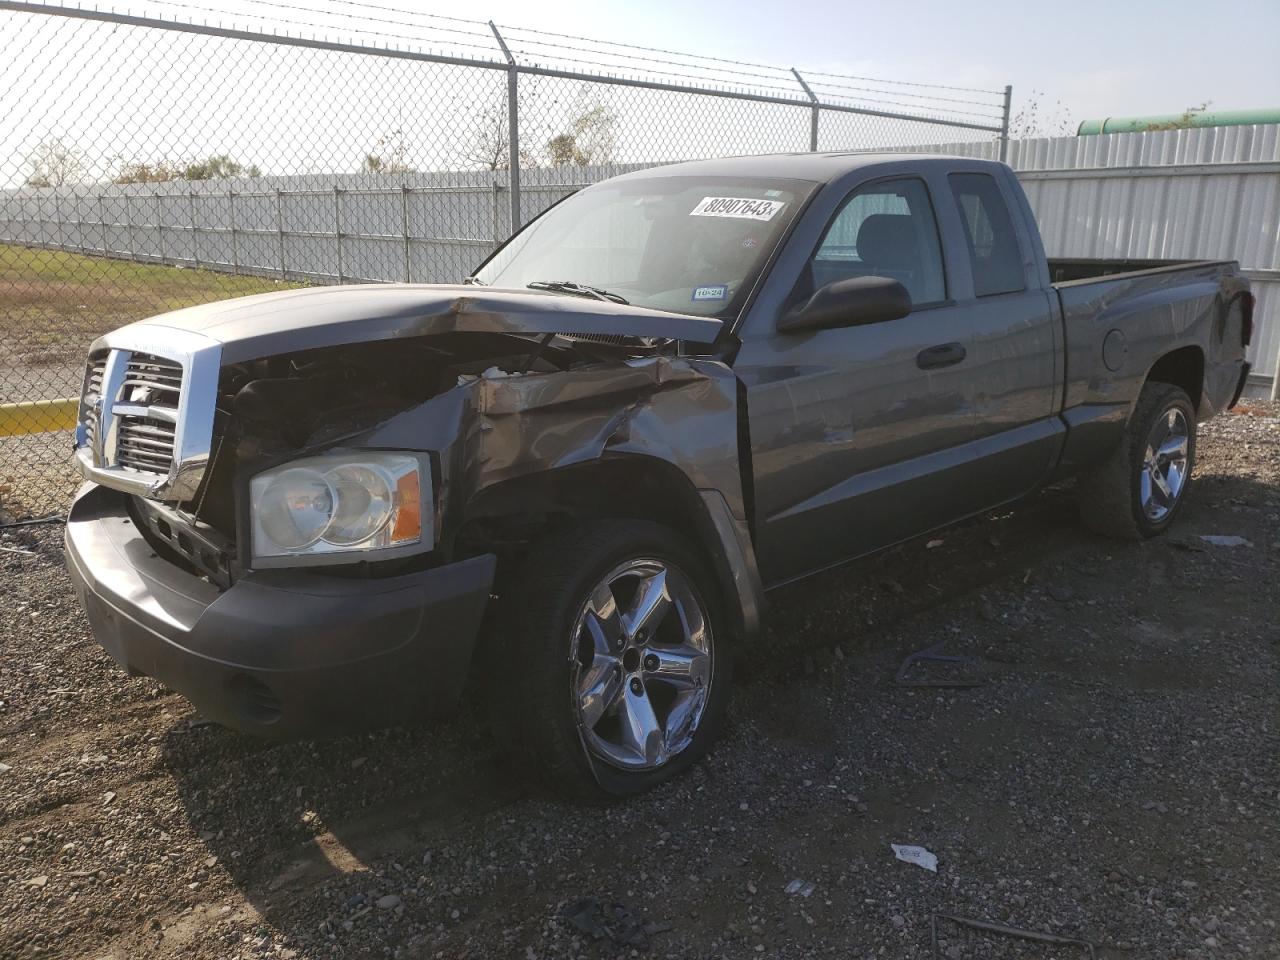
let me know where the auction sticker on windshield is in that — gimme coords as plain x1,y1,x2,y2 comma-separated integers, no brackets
692,284,729,301
690,197,786,220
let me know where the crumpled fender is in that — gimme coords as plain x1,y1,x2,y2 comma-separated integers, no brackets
362,355,763,640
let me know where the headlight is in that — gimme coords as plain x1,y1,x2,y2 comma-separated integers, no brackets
249,452,429,566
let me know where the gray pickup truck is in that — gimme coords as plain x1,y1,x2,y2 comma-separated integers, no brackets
65,153,1254,800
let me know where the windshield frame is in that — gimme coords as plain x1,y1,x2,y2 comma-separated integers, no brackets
469,174,820,325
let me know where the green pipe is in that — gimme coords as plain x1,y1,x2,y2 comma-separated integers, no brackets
1078,108,1280,135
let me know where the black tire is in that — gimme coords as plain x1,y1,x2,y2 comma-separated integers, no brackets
488,519,732,803
1077,381,1197,540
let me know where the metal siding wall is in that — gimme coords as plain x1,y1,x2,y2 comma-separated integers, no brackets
2,127,1278,392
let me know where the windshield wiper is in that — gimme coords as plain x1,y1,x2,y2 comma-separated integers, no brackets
526,280,629,305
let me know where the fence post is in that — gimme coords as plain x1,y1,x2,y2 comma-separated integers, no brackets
401,185,411,282
228,189,239,275
999,84,1013,163
125,192,135,263
791,68,819,152
489,21,521,234
334,186,344,283
275,187,286,279
189,190,199,269
98,195,109,256
155,192,165,265
54,190,65,253
491,179,505,243
77,191,86,256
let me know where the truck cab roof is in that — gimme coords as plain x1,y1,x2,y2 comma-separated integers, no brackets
608,151,1003,186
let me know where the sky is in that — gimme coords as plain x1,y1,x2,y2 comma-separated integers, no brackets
2,0,1278,188
458,0,1280,129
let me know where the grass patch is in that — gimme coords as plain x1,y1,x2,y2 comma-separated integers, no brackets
0,244,304,365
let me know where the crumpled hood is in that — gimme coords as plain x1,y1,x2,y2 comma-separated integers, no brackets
105,284,724,364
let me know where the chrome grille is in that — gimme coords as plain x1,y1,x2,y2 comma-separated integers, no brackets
121,353,183,407
80,354,108,449
72,327,221,502
113,353,182,475
116,417,177,473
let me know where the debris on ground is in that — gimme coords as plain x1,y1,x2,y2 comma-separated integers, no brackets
784,879,815,897
891,844,939,873
1199,534,1253,547
931,912,1097,957
557,897,666,948
1047,583,1074,602
895,642,985,688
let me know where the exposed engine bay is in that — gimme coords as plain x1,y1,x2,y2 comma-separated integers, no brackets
187,332,676,541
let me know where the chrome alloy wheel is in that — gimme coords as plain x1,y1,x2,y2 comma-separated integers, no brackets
1140,406,1190,521
569,558,713,770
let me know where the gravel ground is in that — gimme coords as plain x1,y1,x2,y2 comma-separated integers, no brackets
2,403,1278,960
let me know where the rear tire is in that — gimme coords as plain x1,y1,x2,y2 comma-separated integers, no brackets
489,520,731,803
1077,381,1197,540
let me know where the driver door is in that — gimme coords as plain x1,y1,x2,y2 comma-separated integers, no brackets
735,176,977,585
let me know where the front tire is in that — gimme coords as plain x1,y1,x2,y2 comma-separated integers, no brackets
1077,381,1197,540
490,520,731,803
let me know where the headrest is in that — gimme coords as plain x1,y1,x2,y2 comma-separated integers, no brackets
856,214,918,272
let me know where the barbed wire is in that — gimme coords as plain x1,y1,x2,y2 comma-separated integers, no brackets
74,0,1007,103
76,0,1001,122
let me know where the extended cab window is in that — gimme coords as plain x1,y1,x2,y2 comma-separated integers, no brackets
810,177,946,305
949,173,1025,296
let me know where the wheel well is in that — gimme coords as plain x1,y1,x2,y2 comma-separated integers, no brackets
454,458,713,574
453,457,749,640
1146,345,1204,411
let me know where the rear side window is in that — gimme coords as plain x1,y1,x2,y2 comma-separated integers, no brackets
811,177,946,305
948,173,1025,296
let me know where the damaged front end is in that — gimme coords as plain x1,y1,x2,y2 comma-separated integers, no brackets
74,285,761,638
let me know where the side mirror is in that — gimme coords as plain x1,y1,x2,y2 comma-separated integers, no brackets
778,275,912,334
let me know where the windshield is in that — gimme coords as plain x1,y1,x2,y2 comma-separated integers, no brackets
473,175,814,317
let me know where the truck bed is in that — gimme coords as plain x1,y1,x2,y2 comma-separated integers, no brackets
1049,257,1248,427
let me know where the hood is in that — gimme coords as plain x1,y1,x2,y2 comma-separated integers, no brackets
105,284,725,364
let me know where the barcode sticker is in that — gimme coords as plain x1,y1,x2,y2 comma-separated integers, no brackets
689,197,785,221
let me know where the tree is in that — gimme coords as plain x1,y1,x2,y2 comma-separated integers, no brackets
180,154,261,180
1007,90,1074,139
545,97,618,166
113,160,179,185
111,154,261,183
457,77,543,171
22,137,84,188
361,129,414,174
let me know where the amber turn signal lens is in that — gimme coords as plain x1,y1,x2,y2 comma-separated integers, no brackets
391,469,422,544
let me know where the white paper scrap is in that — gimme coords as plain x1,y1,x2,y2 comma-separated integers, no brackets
1199,535,1253,547
891,843,938,873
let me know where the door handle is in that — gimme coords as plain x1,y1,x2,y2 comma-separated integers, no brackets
916,342,967,370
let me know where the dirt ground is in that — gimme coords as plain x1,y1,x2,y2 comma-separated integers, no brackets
1,404,1277,960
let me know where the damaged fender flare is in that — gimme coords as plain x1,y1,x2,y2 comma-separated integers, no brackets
457,458,764,644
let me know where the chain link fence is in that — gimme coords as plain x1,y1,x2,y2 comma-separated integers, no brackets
0,0,1009,517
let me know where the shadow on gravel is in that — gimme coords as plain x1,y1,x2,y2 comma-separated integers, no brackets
149,465,1275,955
150,484,1089,930
159,705,526,921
